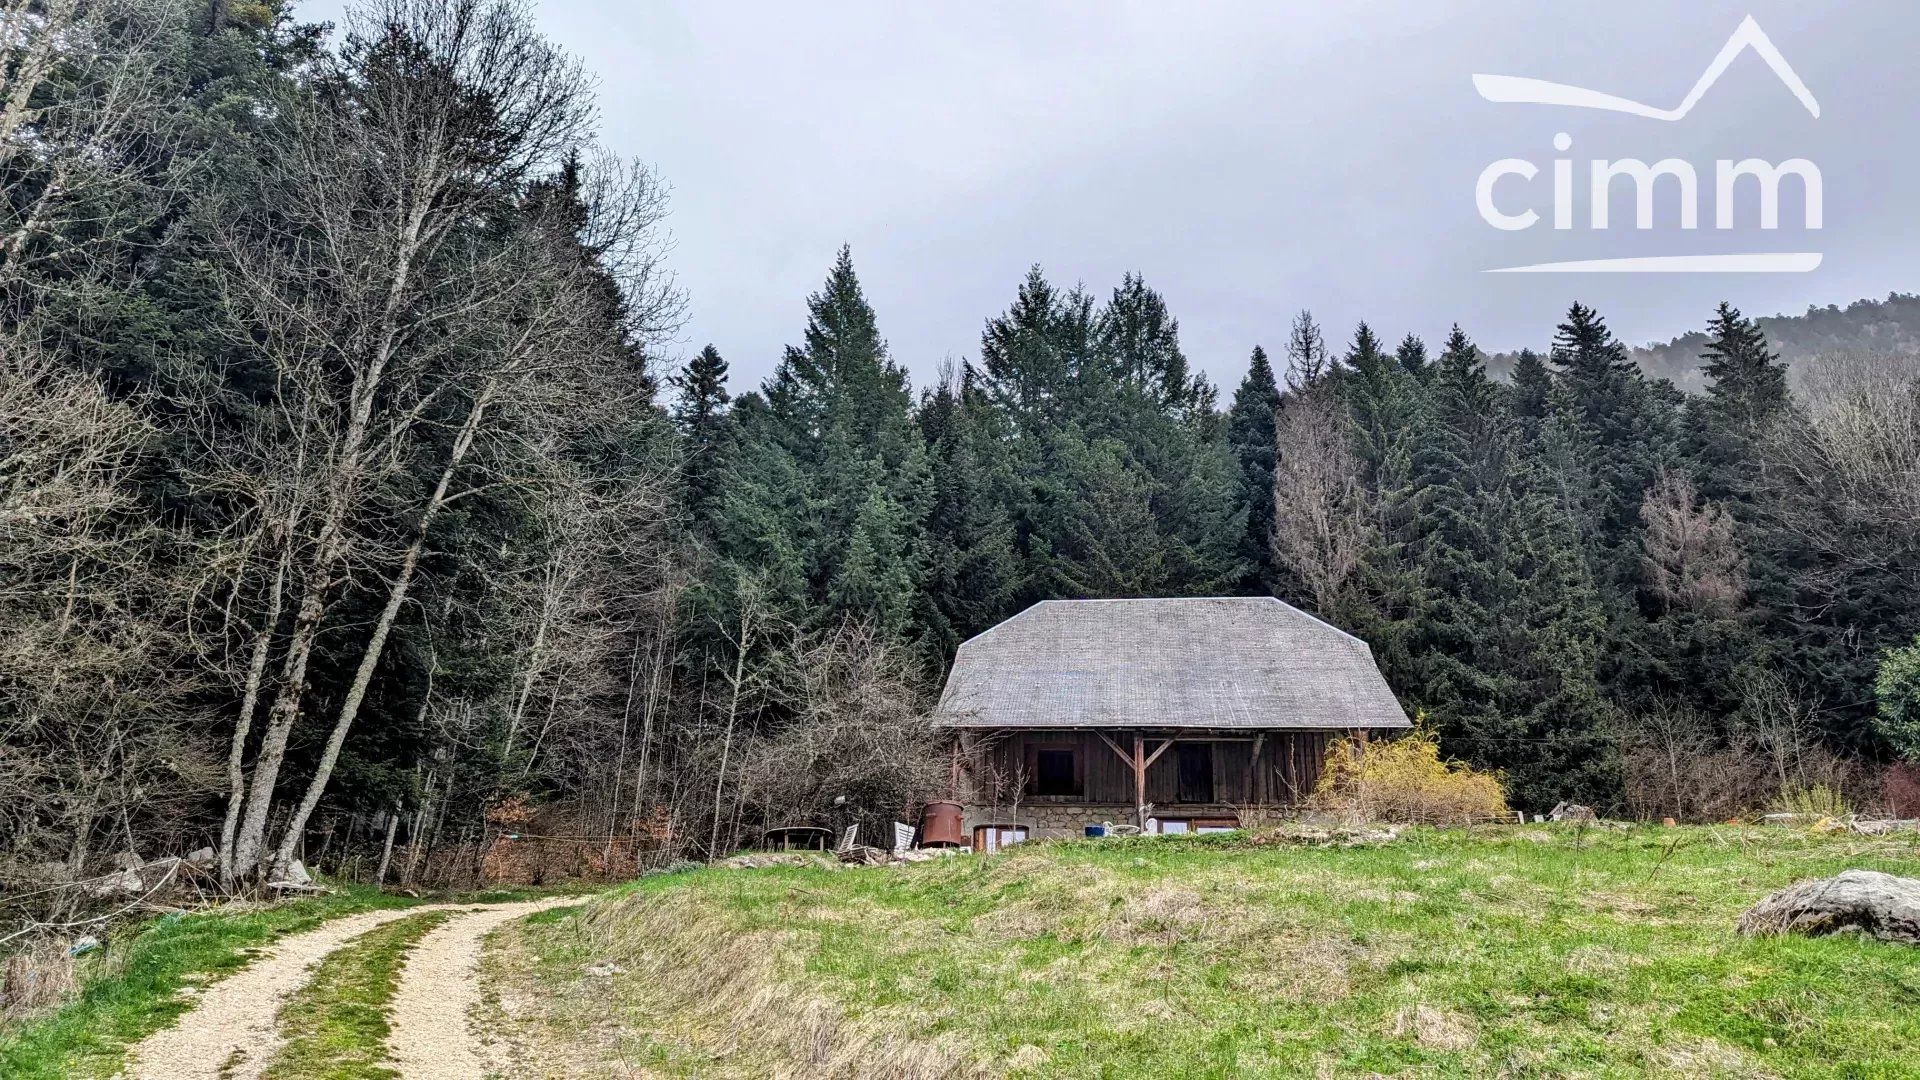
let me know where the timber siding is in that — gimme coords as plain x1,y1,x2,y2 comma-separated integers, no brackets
970,730,1335,807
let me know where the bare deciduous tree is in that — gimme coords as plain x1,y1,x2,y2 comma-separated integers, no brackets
1271,383,1371,614
201,0,682,882
1640,469,1747,616
0,333,217,882
0,0,189,293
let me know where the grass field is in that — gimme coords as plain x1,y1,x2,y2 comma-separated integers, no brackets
495,826,1920,1079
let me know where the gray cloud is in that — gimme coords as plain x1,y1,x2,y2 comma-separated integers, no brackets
301,0,1919,389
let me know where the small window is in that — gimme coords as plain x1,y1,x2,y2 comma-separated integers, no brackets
1154,819,1190,835
1032,747,1080,796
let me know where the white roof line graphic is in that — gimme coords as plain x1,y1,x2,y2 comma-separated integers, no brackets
1472,15,1819,122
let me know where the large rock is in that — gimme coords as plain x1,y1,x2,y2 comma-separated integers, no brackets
1738,869,1920,945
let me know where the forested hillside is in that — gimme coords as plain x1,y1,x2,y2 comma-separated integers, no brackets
1488,292,1920,391
4,0,1918,899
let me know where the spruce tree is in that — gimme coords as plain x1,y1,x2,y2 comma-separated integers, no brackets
719,248,930,639
1095,272,1195,411
1336,322,1424,680
1226,345,1282,589
1509,348,1553,432
1395,333,1430,379
1690,301,1791,504
920,364,1019,649
1547,303,1678,584
672,344,733,536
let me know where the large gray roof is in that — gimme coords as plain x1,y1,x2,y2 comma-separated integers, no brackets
936,597,1410,731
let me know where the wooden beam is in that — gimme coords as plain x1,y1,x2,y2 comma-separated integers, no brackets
1141,737,1176,771
1132,733,1148,830
1248,733,1266,806
1094,731,1135,768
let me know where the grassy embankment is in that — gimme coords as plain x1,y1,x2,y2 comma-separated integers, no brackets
0,885,419,1079
493,826,1920,1078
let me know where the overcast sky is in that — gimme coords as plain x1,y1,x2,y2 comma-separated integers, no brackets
304,1,1919,391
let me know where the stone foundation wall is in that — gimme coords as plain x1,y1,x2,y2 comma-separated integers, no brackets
963,802,1293,840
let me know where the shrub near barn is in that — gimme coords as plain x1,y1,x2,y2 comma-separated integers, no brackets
1312,728,1509,825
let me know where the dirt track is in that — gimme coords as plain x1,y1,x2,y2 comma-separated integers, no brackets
386,899,573,1079
120,899,567,1080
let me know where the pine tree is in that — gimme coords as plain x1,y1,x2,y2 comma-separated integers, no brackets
1395,333,1430,379
1690,302,1791,504
672,344,732,536
1226,345,1282,589
920,364,1019,650
1547,303,1679,584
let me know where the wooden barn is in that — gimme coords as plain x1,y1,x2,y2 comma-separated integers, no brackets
936,597,1410,839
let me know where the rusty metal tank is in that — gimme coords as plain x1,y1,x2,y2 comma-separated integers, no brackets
917,800,965,848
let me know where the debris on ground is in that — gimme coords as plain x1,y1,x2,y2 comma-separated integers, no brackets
1845,818,1919,836
1548,802,1597,823
1241,824,1404,848
720,851,840,871
1738,869,1920,944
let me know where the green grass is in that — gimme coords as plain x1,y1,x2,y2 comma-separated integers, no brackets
0,886,419,1080
263,910,451,1080
506,826,1920,1078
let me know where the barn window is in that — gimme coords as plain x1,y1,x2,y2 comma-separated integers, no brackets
1031,746,1080,797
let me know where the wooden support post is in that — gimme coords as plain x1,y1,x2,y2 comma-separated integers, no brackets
1249,733,1266,806
1133,733,1147,831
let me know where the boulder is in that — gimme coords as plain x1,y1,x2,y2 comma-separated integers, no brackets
184,846,217,870
1738,869,1920,945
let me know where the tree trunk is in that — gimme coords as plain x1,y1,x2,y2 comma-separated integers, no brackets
708,619,750,859
266,394,491,877
374,806,400,885
219,537,290,889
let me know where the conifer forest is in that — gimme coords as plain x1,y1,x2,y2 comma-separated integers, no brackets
4,0,1918,892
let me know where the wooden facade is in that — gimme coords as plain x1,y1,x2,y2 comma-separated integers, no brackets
963,729,1339,810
